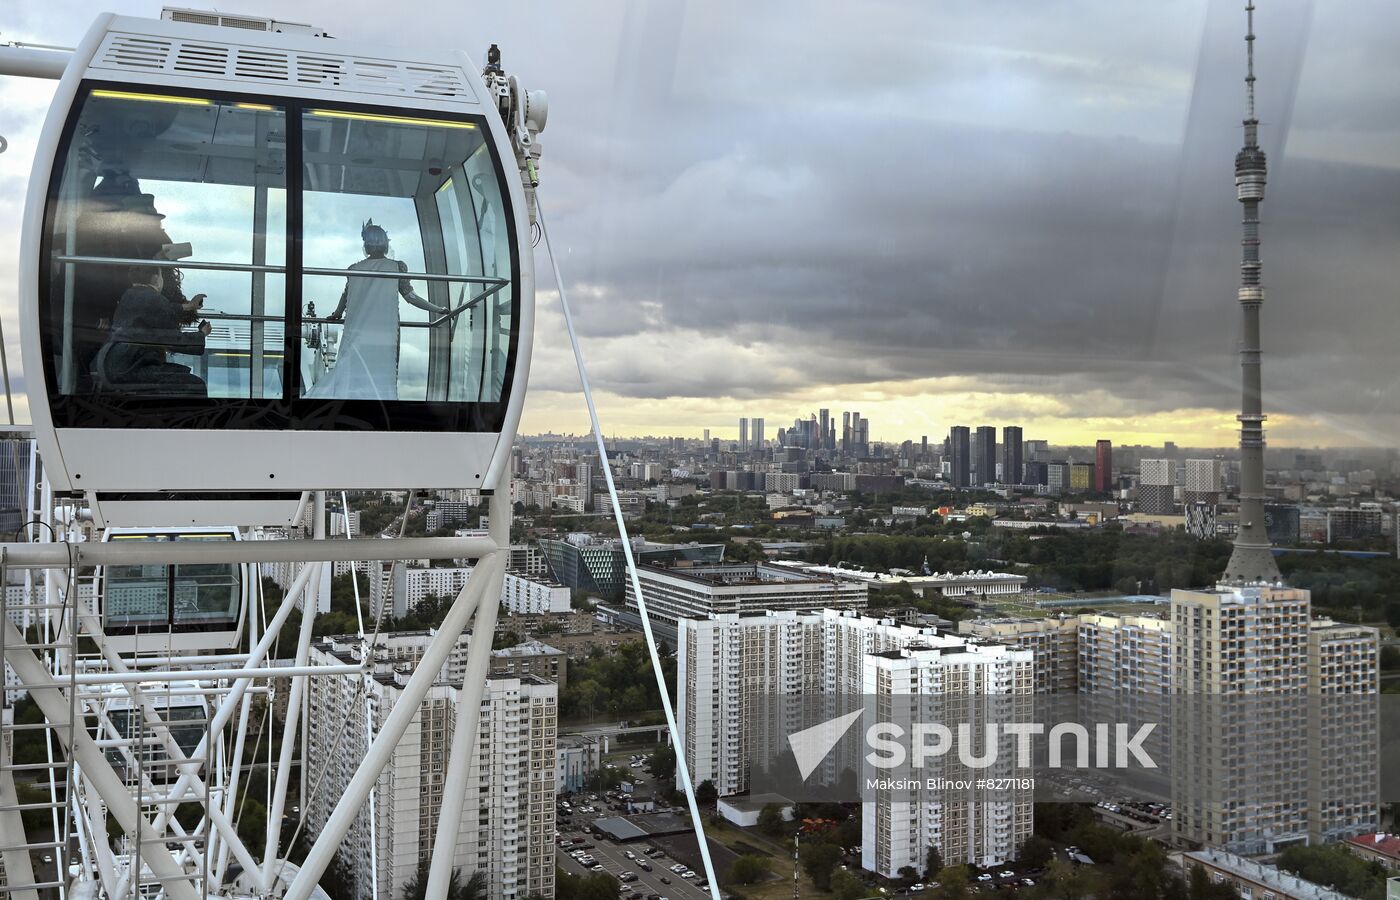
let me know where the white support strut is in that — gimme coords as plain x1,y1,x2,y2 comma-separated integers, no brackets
4,620,203,900
0,535,495,568
282,533,506,900
425,491,510,898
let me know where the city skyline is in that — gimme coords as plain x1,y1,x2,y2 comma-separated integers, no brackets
3,2,1396,898
4,1,1400,449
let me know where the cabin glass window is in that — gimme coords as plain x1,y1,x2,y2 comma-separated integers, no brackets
43,84,518,431
45,89,288,400
172,533,241,626
299,108,513,403
103,532,241,633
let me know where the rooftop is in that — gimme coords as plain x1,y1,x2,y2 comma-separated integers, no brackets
492,639,565,658
1183,850,1350,899
1344,832,1400,860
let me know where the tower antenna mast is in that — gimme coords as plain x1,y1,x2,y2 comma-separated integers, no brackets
1222,0,1282,585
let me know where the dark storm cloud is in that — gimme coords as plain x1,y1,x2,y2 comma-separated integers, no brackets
4,0,1399,437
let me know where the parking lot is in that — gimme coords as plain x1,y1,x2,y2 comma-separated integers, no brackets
557,831,713,900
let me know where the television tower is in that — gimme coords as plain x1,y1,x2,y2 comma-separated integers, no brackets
1222,1,1282,584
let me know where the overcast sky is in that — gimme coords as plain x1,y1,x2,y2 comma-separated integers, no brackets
3,0,1399,448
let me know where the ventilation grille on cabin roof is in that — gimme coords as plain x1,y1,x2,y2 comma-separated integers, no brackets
93,33,471,100
164,10,275,32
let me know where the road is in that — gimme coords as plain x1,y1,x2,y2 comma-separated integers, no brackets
560,720,672,742
557,830,712,900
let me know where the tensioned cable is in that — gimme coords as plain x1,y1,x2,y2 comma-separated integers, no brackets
537,201,722,900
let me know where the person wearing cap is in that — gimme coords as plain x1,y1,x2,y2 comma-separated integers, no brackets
305,220,448,401
71,173,202,382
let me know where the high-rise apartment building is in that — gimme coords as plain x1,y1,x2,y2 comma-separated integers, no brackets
863,641,1033,877
1139,458,1177,515
973,426,996,486
1183,458,1223,505
949,427,971,488
1077,612,1171,695
819,409,830,450
958,616,1078,694
739,417,749,452
676,610,1032,876
1094,440,1113,493
1168,585,1370,855
842,411,852,454
576,459,593,511
752,417,766,451
1307,618,1379,844
1069,462,1094,492
627,561,867,641
1001,426,1023,486
306,639,558,900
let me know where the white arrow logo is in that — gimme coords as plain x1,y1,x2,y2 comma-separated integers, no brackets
788,709,863,781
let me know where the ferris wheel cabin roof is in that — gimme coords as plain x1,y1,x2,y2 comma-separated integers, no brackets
91,11,486,111
17,10,537,526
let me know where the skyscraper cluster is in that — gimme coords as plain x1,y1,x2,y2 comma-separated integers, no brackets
733,410,871,454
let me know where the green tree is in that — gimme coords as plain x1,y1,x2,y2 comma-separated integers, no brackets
925,843,944,879
728,855,770,885
938,864,970,899
801,841,843,891
399,866,486,900
556,870,621,900
1035,858,1092,900
758,802,787,837
1019,834,1054,870
695,779,718,806
831,868,865,900
1277,843,1386,900
897,865,920,885
648,744,677,781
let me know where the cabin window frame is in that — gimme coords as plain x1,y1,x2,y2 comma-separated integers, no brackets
39,79,521,433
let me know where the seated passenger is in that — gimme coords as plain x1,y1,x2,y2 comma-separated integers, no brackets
93,266,212,396
72,175,196,379
304,220,447,401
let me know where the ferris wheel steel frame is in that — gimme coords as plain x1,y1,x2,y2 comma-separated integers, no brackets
0,14,715,900
1,475,517,900
0,28,532,888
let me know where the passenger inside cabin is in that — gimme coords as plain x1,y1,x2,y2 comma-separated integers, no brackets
304,220,447,401
92,265,212,396
71,173,197,380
